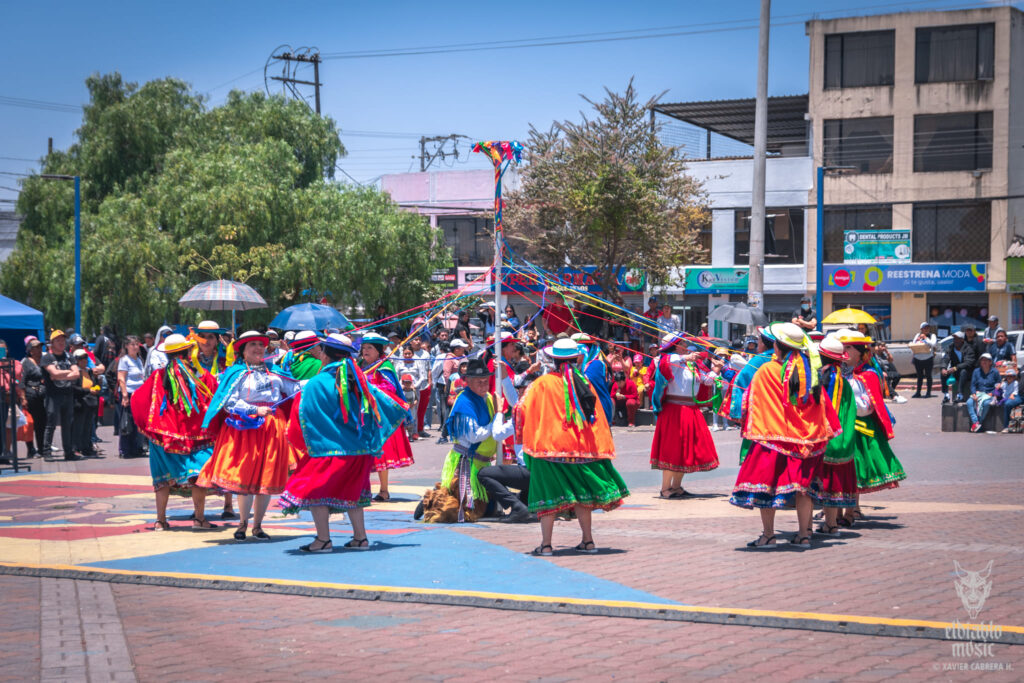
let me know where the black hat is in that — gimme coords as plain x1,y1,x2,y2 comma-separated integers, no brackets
464,358,492,378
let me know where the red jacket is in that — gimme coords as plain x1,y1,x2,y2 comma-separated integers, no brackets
612,378,638,402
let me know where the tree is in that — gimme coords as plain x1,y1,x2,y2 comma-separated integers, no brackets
504,79,709,304
1,73,450,334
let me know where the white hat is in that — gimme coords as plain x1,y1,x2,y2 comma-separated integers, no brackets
729,354,748,371
450,339,468,349
980,353,993,361
920,322,930,329
818,334,849,361
73,348,89,359
1005,366,1017,375
283,331,296,342
480,301,496,308
953,331,965,339
545,338,582,360
771,322,808,350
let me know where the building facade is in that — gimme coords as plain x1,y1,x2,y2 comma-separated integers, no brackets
806,6,1023,339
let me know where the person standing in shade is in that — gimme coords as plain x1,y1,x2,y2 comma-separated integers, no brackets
910,322,938,398
20,338,47,457
40,330,80,461
516,338,629,555
116,336,148,458
70,350,101,457
281,334,407,552
791,295,817,332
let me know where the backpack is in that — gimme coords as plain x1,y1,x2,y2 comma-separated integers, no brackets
1008,404,1024,434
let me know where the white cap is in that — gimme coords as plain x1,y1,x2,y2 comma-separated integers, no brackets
980,353,993,361
450,339,468,349
283,331,296,342
920,322,930,329
73,349,89,359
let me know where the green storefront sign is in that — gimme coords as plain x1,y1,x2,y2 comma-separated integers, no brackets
1007,257,1024,293
683,267,749,294
843,230,911,264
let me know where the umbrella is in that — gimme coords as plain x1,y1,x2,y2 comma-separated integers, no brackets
178,279,267,332
269,303,351,332
707,302,769,327
822,307,877,325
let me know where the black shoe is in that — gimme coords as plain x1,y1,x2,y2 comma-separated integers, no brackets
251,528,271,540
418,431,430,438
911,393,922,398
435,437,449,445
500,508,534,523
220,510,238,520
64,453,81,461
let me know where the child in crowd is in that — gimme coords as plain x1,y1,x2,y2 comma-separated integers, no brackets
400,373,419,441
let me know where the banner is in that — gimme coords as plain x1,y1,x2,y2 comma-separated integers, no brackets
843,230,911,264
501,267,646,295
430,267,457,289
825,263,986,292
683,267,749,294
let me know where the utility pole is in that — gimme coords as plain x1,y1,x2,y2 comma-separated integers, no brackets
747,0,770,312
419,134,470,172
267,48,322,114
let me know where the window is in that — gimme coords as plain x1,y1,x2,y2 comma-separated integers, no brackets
823,204,892,263
697,217,712,263
825,30,895,88
913,201,990,262
437,216,494,266
734,208,805,265
823,117,893,174
915,23,994,83
914,112,993,172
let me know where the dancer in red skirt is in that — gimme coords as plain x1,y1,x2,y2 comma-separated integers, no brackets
360,332,414,501
281,334,407,552
730,322,837,549
650,333,724,498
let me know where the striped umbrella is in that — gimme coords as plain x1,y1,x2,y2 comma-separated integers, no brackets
178,280,267,331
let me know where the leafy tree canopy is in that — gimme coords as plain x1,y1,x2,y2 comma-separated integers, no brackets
2,73,449,334
504,79,708,303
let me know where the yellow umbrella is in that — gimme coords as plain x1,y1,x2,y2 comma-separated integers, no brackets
822,307,877,325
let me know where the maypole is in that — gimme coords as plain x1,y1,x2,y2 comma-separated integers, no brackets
473,140,523,446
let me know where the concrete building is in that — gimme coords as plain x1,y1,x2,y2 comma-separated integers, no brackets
806,5,1024,339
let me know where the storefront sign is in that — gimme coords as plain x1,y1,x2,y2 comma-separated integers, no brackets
825,263,986,292
501,266,646,294
1007,257,1024,294
430,267,457,289
843,230,911,264
683,267,749,294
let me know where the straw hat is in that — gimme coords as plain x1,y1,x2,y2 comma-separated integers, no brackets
160,333,196,354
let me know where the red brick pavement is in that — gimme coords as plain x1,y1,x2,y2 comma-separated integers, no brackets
2,575,1020,682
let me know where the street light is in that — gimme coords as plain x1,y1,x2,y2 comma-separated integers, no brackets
40,174,81,334
815,165,855,331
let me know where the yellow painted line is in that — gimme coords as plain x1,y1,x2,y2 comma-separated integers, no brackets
2,560,1021,636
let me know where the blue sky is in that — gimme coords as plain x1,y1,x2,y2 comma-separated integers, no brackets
0,0,1017,204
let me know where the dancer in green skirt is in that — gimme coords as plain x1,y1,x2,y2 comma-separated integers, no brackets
837,330,907,527
516,338,628,556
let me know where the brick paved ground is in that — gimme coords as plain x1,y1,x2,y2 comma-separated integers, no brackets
2,395,1021,681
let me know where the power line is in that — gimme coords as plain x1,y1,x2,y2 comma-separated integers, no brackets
0,95,80,114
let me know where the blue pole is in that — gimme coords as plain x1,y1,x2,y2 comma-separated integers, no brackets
74,176,81,334
815,165,824,332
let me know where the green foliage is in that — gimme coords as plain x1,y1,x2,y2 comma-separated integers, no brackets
1,72,448,335
504,79,709,303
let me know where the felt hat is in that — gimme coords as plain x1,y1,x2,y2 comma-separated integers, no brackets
807,330,825,342
361,332,389,347
545,338,581,360
197,320,227,335
571,332,595,344
660,332,684,352
818,333,849,362
160,333,196,355
485,331,517,345
235,330,270,350
835,327,872,345
770,322,809,350
756,325,777,343
322,333,358,355
464,358,492,377
290,330,322,352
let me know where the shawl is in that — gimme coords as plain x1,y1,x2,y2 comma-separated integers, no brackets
446,388,498,460
851,361,895,440
821,365,856,464
131,362,218,454
742,358,837,459
518,373,615,460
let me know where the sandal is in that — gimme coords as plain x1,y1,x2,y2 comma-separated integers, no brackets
657,489,674,499
746,534,777,549
342,537,369,550
372,493,390,503
836,516,853,528
251,528,271,540
848,509,864,521
192,517,218,531
153,519,170,531
532,544,553,556
815,524,840,537
669,488,690,499
790,534,812,548
573,541,598,554
233,524,247,541
300,538,333,553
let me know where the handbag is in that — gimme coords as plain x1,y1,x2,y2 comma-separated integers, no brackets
119,402,136,434
17,407,33,442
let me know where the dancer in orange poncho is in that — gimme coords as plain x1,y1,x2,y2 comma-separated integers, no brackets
516,338,629,556
730,322,838,549
131,334,219,531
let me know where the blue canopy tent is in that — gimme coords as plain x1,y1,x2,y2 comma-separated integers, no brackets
0,294,45,360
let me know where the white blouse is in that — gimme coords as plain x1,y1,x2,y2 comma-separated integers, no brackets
849,376,874,417
663,354,717,398
224,367,300,415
